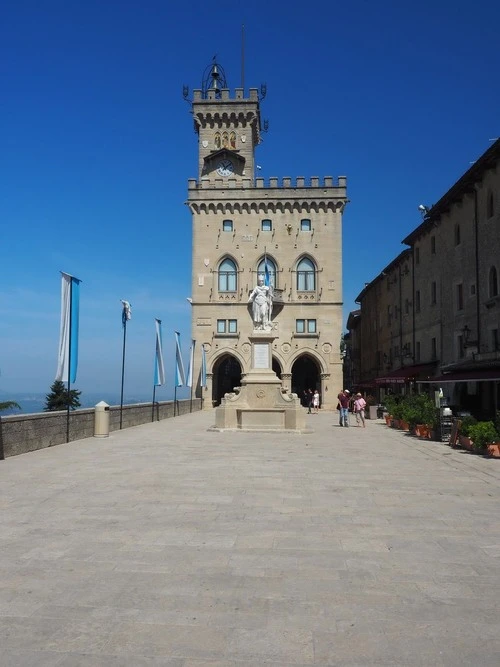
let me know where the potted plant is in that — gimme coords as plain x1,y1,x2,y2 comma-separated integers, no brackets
468,421,499,455
458,415,477,450
383,395,397,426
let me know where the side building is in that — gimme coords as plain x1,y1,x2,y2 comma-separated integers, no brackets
186,62,347,410
350,138,500,417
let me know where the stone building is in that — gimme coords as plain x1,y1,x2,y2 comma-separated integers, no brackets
186,62,347,410
350,138,500,416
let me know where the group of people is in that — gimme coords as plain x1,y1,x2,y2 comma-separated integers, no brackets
303,388,320,413
337,389,366,427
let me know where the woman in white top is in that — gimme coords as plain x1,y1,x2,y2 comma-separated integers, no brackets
312,390,320,413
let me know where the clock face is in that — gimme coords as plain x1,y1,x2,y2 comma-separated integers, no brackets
216,159,234,177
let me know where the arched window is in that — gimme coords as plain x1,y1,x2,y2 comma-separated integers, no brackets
218,257,237,292
489,266,498,298
487,190,494,219
214,132,221,149
222,132,229,148
257,257,277,287
230,131,236,148
296,257,316,291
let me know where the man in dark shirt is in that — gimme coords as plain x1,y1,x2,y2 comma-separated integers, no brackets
337,389,350,427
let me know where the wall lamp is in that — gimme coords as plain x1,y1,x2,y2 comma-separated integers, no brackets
462,325,478,349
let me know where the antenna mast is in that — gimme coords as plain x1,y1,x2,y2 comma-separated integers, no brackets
241,24,245,92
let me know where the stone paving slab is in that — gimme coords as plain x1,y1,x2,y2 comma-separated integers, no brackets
1,412,500,665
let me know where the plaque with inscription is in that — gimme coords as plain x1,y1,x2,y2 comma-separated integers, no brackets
253,343,269,369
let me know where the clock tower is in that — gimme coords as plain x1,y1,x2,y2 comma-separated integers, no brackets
191,62,261,183
186,60,348,411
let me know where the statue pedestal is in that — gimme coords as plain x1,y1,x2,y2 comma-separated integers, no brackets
211,332,309,433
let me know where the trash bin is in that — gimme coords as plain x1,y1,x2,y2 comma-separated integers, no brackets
94,401,110,438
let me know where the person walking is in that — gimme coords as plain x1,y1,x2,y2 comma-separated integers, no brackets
354,392,367,427
337,389,350,427
312,389,320,413
306,388,313,414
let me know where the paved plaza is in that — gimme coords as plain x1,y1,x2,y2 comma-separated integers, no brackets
1,411,500,666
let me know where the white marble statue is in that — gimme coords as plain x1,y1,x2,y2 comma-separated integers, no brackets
248,276,273,330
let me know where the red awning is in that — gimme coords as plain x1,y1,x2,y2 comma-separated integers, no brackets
420,368,500,383
375,363,437,385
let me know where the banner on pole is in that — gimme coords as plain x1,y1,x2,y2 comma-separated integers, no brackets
56,272,81,383
264,250,270,287
121,300,131,327
174,331,186,387
186,339,195,388
154,319,165,386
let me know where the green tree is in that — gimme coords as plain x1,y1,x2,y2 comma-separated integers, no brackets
0,401,21,412
44,380,81,411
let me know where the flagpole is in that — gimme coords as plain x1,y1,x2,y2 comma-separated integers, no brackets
119,317,127,429
151,384,156,422
66,278,72,444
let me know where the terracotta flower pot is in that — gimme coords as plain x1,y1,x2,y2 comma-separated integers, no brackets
487,443,500,458
458,435,473,451
399,420,409,431
385,415,393,425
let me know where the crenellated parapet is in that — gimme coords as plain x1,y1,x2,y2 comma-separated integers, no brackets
192,88,261,144
193,88,260,102
186,175,347,215
189,175,347,189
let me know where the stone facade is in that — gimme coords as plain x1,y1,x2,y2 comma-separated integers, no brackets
186,75,347,411
351,138,500,416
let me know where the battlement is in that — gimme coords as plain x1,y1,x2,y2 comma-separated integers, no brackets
192,88,260,102
188,175,347,190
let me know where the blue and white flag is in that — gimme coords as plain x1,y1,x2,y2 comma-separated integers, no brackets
186,339,195,388
121,300,131,327
174,331,186,387
154,319,165,386
56,272,81,383
264,252,270,287
200,344,207,389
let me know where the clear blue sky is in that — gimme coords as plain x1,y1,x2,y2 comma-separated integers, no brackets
2,0,499,398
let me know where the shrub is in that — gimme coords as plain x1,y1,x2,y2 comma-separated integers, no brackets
459,415,477,438
468,421,499,453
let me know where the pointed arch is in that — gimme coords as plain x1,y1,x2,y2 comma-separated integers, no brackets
296,255,317,291
218,256,238,292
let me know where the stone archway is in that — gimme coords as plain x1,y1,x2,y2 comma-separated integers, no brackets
212,354,242,407
291,354,321,406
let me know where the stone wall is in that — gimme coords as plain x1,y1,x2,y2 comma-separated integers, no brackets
0,399,201,459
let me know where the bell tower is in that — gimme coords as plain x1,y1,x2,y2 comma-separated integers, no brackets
190,60,262,183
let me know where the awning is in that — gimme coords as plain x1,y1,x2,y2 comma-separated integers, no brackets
375,363,437,385
420,368,500,384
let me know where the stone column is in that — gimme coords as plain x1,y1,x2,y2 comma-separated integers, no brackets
281,373,292,393
320,373,330,410
204,373,214,410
